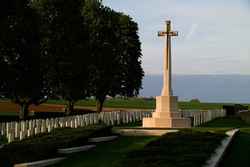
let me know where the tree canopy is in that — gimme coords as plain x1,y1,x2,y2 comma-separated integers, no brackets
83,0,144,112
33,0,91,114
0,0,46,119
0,0,144,118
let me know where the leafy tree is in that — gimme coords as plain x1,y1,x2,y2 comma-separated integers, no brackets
0,0,47,119
32,0,90,115
0,47,8,95
118,15,144,97
83,1,144,112
0,0,46,119
83,1,119,112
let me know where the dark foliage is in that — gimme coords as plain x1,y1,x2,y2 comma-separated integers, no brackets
83,0,144,112
0,0,47,119
0,0,144,118
32,0,91,115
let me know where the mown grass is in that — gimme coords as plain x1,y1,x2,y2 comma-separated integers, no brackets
46,98,155,109
117,130,225,167
201,116,250,128
53,129,225,167
53,117,250,167
1,98,247,113
52,136,158,167
47,98,230,110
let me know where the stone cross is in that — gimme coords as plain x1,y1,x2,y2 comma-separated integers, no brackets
158,20,178,96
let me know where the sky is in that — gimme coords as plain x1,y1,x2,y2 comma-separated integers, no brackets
103,0,250,75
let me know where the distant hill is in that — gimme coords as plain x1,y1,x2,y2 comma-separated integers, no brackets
140,74,250,103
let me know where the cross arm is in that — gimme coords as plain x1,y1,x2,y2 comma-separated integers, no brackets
169,31,178,36
158,31,166,37
158,31,179,37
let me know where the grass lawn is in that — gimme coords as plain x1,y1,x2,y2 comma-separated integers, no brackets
53,130,225,167
53,117,250,167
1,98,248,115
47,98,155,109
47,98,229,110
201,116,250,128
201,116,250,167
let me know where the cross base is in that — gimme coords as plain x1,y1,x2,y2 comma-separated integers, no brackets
143,117,191,128
142,96,191,128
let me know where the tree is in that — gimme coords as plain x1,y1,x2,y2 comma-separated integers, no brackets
83,1,119,112
32,0,90,115
118,15,144,97
0,0,47,119
0,56,8,96
83,1,144,112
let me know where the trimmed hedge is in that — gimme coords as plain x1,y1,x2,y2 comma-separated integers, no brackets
0,125,113,167
0,135,7,145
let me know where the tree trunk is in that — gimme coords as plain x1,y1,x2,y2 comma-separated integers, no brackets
96,98,104,113
65,101,74,116
19,103,29,120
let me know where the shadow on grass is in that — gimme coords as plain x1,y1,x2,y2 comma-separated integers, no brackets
52,130,225,167
219,130,250,167
115,130,225,167
200,116,250,167
52,136,157,167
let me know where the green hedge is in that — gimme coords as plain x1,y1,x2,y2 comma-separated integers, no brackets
0,135,7,145
0,125,113,166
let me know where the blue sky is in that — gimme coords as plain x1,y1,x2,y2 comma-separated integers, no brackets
103,0,250,75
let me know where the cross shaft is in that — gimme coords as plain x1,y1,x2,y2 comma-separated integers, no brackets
158,20,178,96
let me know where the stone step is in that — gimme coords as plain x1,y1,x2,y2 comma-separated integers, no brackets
14,157,66,167
113,128,179,136
88,136,118,143
143,117,191,128
57,145,96,154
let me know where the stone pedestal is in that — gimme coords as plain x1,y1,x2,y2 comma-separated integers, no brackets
143,96,191,128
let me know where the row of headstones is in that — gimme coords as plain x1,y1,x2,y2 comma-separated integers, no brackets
182,109,226,126
99,111,151,126
0,111,152,143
